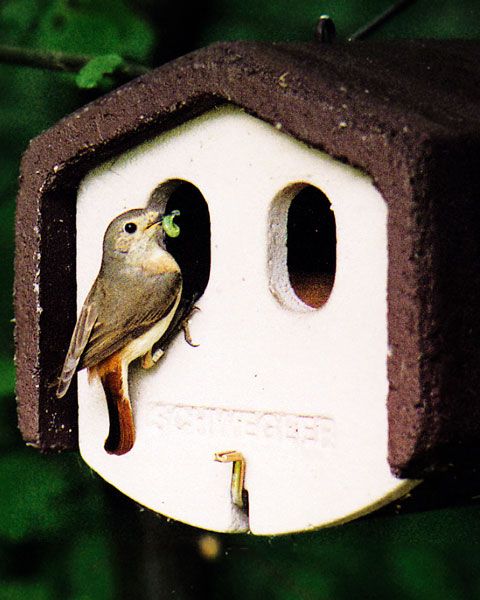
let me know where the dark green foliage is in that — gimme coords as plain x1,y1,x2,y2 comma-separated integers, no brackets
32,0,154,59
0,3,154,597
1,1,480,599
205,506,480,600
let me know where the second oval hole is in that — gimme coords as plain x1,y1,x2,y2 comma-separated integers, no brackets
287,185,336,308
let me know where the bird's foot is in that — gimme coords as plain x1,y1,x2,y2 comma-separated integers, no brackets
141,347,165,369
141,349,154,369
182,306,200,347
152,347,165,362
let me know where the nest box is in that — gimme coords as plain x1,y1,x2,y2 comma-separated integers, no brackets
15,40,480,535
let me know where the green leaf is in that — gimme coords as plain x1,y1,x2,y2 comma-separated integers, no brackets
75,53,124,89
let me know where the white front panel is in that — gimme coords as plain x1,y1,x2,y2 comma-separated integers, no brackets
76,106,417,535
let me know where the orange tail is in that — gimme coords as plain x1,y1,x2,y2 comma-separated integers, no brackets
97,358,135,455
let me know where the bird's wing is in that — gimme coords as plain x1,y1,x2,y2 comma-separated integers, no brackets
56,281,100,398
80,271,182,369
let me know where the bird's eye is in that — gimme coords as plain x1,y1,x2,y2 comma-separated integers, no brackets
124,222,137,234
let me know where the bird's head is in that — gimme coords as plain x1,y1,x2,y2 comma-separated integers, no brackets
101,207,180,269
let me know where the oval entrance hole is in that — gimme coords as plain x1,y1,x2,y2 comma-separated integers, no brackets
164,181,211,302
149,179,211,303
287,185,336,308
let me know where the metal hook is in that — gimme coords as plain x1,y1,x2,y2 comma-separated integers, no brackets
214,450,247,510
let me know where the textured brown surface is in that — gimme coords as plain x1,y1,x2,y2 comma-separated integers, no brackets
15,40,480,477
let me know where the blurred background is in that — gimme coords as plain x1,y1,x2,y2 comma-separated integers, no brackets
2,1,480,598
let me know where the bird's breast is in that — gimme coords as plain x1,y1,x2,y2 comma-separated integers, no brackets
140,246,180,276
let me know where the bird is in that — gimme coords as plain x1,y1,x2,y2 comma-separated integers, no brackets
56,205,183,456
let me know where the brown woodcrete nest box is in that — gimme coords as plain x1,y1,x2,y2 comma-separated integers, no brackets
14,40,480,534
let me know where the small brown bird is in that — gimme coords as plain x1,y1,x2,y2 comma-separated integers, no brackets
56,206,182,455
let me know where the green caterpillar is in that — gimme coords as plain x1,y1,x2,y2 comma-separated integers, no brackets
162,210,181,238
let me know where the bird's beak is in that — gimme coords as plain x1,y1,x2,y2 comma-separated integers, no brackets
145,210,163,234
145,209,180,238
146,220,162,231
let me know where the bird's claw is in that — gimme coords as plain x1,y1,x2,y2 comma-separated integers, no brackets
182,306,200,347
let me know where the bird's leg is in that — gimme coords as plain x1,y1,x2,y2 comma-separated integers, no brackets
97,356,135,455
141,349,154,369
141,347,164,369
182,306,201,347
141,304,200,369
